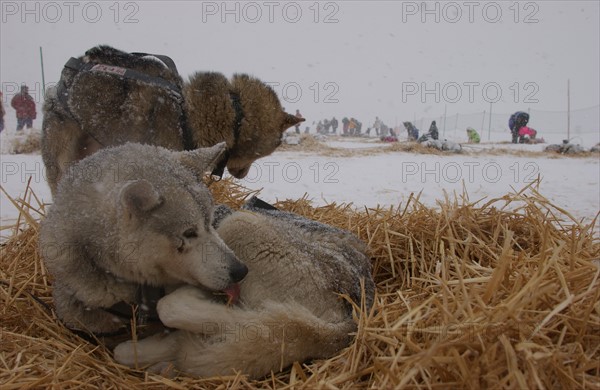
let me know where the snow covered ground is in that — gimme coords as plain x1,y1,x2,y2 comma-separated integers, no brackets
233,143,600,221
1,131,599,240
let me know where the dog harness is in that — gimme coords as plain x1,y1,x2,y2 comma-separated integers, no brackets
60,56,184,103
56,54,193,152
104,284,165,325
83,284,168,343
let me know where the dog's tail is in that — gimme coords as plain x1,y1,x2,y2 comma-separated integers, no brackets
173,301,355,378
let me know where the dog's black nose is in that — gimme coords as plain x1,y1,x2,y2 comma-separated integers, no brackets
229,261,248,283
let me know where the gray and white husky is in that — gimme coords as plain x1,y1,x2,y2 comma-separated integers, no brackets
114,198,375,379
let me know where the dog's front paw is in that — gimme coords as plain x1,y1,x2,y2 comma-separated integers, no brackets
113,340,137,367
158,289,229,332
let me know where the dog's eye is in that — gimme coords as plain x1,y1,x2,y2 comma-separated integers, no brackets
183,228,198,239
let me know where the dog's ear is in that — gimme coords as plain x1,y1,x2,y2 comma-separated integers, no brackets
281,113,305,132
175,142,228,177
120,179,164,216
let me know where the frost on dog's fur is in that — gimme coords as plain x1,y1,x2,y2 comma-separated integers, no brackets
114,198,375,379
39,142,247,334
239,198,375,309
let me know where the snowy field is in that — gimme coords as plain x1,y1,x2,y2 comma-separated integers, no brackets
1,129,599,240
236,148,599,217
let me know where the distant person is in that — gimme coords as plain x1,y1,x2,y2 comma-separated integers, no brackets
380,126,398,142
294,109,303,134
0,92,5,133
403,121,419,141
518,126,542,144
348,118,357,136
428,120,439,140
508,111,529,144
11,85,36,131
466,127,480,143
373,116,382,136
316,120,324,134
419,120,440,143
380,123,389,137
331,117,338,134
323,118,331,133
342,117,349,135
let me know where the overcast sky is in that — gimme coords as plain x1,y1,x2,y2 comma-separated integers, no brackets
1,1,599,129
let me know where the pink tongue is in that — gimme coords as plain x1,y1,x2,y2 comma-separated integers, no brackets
223,283,240,304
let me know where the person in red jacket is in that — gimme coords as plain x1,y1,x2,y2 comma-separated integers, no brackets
11,85,36,131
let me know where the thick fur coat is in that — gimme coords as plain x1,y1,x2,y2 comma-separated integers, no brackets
42,45,303,194
114,198,375,378
39,143,247,334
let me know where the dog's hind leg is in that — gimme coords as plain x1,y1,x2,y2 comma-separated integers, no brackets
165,300,354,379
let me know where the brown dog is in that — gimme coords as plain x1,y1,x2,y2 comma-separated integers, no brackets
41,45,303,194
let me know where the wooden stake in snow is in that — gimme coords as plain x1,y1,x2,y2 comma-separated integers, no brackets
567,79,571,140
39,47,46,98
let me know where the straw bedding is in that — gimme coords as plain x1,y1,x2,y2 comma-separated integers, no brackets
1,179,599,389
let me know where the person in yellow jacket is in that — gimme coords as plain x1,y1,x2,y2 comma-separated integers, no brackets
348,117,357,135
466,127,480,143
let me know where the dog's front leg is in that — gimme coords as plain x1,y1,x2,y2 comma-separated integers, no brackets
157,286,237,334
53,282,128,333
